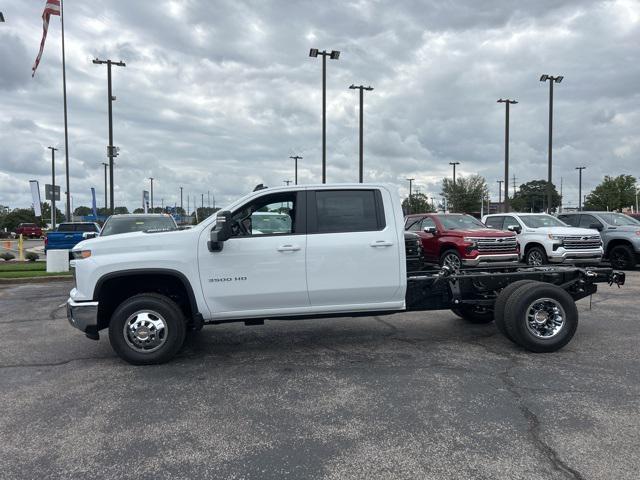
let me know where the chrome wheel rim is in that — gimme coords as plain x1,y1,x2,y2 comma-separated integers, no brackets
123,310,168,353
527,250,544,266
443,253,461,271
525,298,565,338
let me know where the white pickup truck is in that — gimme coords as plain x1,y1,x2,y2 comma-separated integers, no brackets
67,184,624,364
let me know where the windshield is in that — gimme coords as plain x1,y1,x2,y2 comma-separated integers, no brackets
101,216,177,236
437,214,486,230
599,213,640,226
251,213,292,234
519,215,567,228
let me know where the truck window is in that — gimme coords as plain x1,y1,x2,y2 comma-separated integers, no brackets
57,224,75,232
406,219,422,231
231,192,297,236
558,214,579,227
579,215,603,229
314,190,383,233
421,217,436,230
503,216,521,230
485,216,505,229
75,224,99,232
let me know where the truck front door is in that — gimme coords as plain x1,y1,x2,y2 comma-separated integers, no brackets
305,188,403,310
199,190,309,318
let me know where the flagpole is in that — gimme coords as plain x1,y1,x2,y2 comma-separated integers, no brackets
60,0,71,221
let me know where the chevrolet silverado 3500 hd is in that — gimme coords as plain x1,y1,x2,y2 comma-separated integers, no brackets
67,184,624,364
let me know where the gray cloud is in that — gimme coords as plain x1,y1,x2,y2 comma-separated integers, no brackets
0,0,638,214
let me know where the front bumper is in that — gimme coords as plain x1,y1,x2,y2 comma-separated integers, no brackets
66,298,99,340
462,253,520,267
548,248,603,264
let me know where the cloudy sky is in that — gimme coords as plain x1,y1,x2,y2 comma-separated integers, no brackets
0,0,638,212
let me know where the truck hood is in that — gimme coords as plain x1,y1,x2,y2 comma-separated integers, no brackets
73,228,193,253
524,227,599,236
443,228,515,238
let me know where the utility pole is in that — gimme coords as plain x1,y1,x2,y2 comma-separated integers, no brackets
187,195,190,217
179,186,183,214
207,190,210,208
497,98,517,212
201,193,204,210
406,178,415,214
576,166,586,211
497,180,504,211
309,48,340,183
540,74,563,213
93,58,126,214
101,162,108,210
148,177,154,210
430,197,435,211
349,84,374,183
48,147,58,229
512,174,517,198
449,162,460,212
289,155,302,185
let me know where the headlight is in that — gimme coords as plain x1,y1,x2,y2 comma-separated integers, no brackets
72,249,92,259
548,234,565,241
463,237,478,248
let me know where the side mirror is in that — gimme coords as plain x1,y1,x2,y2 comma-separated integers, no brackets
423,226,437,234
82,232,97,239
507,225,522,234
208,210,232,252
589,223,603,232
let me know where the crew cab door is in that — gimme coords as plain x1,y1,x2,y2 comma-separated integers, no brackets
305,188,403,310
199,190,309,317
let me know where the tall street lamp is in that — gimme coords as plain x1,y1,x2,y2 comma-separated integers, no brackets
93,58,126,214
449,162,460,212
180,186,183,214
309,48,340,184
48,147,58,229
289,155,302,185
576,166,586,211
148,177,154,210
349,84,374,183
497,98,517,212
540,74,563,213
406,178,415,214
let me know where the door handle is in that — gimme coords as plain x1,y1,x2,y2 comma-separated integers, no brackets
277,244,301,252
370,240,393,247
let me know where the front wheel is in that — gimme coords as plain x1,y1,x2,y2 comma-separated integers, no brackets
525,246,548,266
609,245,636,270
503,283,578,352
109,293,186,365
440,250,462,272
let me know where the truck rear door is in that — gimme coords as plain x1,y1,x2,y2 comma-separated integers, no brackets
305,187,404,310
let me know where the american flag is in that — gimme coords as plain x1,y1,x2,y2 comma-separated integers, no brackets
32,0,61,77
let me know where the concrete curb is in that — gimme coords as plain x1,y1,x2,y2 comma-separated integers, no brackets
0,275,73,285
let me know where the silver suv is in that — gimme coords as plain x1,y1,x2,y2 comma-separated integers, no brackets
558,212,640,269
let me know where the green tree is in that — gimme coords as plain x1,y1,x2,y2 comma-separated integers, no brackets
40,202,66,226
510,180,561,213
74,206,93,217
584,175,637,211
0,209,38,231
402,193,435,214
441,175,489,213
114,206,129,215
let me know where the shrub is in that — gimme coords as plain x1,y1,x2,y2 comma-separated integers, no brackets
25,252,39,262
0,252,15,261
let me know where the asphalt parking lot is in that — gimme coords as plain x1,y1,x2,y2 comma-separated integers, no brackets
1,273,639,480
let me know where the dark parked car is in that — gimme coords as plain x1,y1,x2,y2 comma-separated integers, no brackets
404,231,424,272
100,214,178,237
15,223,42,238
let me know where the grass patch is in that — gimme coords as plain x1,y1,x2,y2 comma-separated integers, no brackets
0,270,72,279
0,262,47,272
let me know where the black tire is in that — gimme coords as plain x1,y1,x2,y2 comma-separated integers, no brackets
503,283,578,353
609,244,636,270
494,280,541,342
525,245,548,266
440,249,462,271
109,293,186,365
451,305,494,324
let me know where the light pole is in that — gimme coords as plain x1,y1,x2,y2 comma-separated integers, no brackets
349,84,374,183
540,74,563,213
430,197,435,211
148,177,154,210
93,58,126,214
101,162,108,210
309,48,340,183
406,178,415,214
179,186,183,214
449,162,460,212
496,179,504,211
576,166,586,211
207,190,210,208
48,147,58,229
289,155,302,185
497,98,517,212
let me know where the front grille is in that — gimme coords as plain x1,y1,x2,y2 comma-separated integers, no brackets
562,235,602,250
468,237,518,253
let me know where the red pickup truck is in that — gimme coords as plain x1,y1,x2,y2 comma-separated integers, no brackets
405,213,519,270
14,223,43,238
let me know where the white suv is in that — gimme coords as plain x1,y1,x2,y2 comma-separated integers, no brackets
482,213,603,266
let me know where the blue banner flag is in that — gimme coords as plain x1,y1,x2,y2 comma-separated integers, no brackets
91,187,98,218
